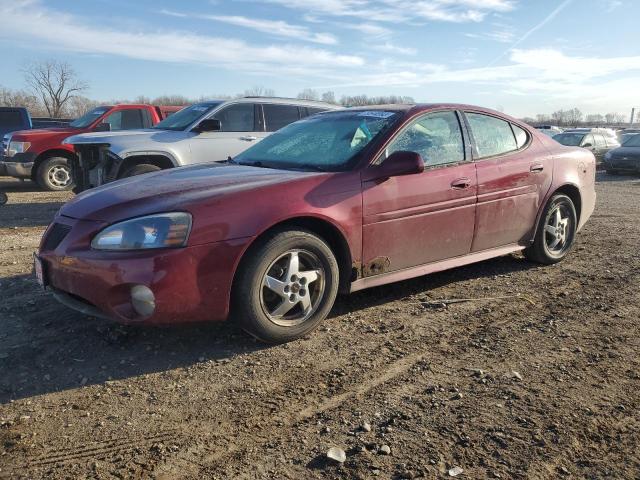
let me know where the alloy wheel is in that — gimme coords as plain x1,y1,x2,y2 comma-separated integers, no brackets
48,165,72,188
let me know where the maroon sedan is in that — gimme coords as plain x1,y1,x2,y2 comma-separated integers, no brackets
36,104,596,343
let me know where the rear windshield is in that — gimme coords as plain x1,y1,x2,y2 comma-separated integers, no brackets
153,102,221,131
0,111,26,129
553,133,585,146
69,106,111,128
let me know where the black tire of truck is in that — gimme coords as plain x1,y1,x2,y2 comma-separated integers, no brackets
36,157,75,191
120,164,162,178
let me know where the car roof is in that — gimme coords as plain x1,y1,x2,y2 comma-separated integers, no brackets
225,96,341,109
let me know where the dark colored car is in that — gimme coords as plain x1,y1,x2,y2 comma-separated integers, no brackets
0,107,32,174
553,130,619,162
35,104,596,343
603,133,640,174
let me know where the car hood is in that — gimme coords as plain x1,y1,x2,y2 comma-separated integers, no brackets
61,163,324,223
9,127,82,141
609,146,640,158
64,129,190,152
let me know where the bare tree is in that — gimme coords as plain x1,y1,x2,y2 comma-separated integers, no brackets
65,96,102,118
0,86,46,115
321,91,336,104
23,60,87,117
297,88,320,101
244,86,276,97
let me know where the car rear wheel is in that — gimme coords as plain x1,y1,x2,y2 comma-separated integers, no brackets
36,157,74,191
121,163,162,178
524,193,577,265
233,229,339,343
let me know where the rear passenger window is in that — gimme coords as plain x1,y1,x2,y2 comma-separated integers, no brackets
103,109,145,131
214,104,255,132
466,112,517,158
511,124,529,149
386,110,465,166
263,104,300,132
594,134,606,147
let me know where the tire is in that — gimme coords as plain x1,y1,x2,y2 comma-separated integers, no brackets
233,229,339,343
36,157,74,191
524,193,577,265
120,163,162,178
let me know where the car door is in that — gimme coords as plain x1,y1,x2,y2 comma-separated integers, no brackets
362,110,477,274
102,108,147,131
465,111,552,252
189,103,268,163
592,133,608,161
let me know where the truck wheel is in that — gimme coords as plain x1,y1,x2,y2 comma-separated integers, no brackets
36,157,74,191
121,164,162,178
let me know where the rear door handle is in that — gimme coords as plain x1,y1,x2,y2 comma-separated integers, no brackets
240,135,258,141
530,164,544,173
451,177,471,189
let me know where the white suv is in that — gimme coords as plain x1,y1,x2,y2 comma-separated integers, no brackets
65,97,339,192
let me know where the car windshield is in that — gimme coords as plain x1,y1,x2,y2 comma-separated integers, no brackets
622,134,640,147
233,110,400,171
554,133,585,146
153,102,221,131
69,106,111,128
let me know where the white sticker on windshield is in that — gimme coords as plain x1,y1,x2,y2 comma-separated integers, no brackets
193,106,208,112
358,111,395,118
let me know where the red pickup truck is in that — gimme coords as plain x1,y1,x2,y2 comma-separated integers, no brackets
1,104,183,191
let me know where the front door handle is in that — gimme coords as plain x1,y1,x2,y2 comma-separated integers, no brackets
530,163,544,173
451,177,471,189
240,135,258,141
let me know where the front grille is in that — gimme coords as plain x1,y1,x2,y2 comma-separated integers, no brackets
41,223,72,251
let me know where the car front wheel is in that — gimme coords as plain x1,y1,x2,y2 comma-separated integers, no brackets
36,157,74,191
524,193,577,264
233,229,339,343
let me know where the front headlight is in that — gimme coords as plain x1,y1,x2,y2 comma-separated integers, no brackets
91,212,192,251
7,141,31,157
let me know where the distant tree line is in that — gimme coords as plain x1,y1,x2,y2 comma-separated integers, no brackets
521,108,629,128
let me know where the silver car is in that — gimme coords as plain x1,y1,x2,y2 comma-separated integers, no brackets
65,97,339,192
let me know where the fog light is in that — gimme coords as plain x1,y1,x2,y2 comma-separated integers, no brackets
131,285,155,317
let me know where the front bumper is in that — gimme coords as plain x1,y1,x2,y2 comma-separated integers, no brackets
1,152,37,178
38,215,251,325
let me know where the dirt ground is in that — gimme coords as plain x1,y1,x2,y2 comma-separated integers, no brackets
0,173,638,480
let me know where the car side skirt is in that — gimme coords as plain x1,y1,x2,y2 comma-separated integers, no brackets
350,243,525,293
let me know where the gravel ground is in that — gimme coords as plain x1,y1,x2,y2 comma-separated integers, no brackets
0,174,638,479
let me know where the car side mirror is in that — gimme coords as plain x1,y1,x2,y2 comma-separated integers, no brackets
94,122,111,132
363,151,424,182
581,142,593,148
193,118,221,133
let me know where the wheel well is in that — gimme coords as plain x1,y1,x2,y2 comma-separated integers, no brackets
554,184,582,223
235,217,354,294
117,155,175,178
32,149,76,181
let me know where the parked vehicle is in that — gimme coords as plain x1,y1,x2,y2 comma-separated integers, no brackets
618,129,640,145
603,133,640,174
36,104,595,343
1,104,183,190
553,130,620,162
1,108,32,174
65,97,339,193
535,125,563,137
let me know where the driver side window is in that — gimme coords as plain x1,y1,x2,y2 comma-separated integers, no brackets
386,110,464,167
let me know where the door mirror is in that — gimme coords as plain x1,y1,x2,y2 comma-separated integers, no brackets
193,118,222,133
582,142,593,148
364,151,425,182
94,122,111,132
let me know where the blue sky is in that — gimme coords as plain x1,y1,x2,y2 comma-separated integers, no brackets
0,0,638,117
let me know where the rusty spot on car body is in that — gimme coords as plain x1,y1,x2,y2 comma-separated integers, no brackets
363,256,390,277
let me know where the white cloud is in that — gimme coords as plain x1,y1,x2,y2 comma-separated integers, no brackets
265,0,516,23
371,42,417,55
162,12,338,45
0,0,362,75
